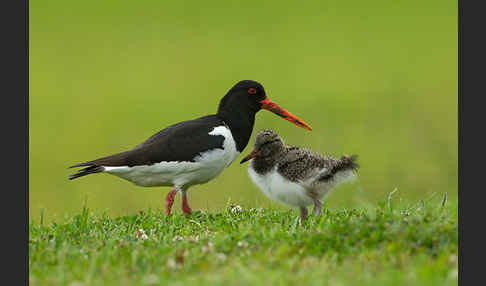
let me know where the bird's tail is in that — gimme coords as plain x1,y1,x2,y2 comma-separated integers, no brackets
318,154,359,183
68,165,105,180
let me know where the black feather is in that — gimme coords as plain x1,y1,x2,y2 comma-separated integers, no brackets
68,115,227,169
68,166,105,180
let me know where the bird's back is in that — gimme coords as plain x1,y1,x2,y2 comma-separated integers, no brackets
277,145,358,186
70,115,227,168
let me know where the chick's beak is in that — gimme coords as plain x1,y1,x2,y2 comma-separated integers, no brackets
240,150,261,164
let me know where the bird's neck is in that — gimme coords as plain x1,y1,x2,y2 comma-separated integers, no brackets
251,155,277,175
251,145,287,175
217,101,256,153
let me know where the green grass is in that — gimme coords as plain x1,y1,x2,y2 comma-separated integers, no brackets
29,197,457,286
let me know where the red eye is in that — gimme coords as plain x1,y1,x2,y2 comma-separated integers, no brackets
248,88,257,94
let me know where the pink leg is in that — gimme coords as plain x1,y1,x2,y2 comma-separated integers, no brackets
181,190,192,215
165,187,178,215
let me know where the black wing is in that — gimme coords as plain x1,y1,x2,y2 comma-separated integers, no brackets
69,114,227,168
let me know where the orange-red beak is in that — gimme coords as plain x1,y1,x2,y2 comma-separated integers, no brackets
240,150,261,164
260,98,312,131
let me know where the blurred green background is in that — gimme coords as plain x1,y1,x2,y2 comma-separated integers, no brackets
30,0,457,222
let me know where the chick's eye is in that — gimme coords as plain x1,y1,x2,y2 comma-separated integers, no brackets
248,88,257,94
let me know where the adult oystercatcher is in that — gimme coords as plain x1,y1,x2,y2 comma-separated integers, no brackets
69,80,312,215
240,129,358,221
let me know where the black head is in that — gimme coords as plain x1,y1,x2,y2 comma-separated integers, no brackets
217,80,311,154
240,129,285,164
217,80,312,130
218,80,267,114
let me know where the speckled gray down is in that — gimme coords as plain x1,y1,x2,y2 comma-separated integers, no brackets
248,129,359,183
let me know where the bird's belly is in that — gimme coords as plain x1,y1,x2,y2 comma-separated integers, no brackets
248,167,314,207
105,147,240,188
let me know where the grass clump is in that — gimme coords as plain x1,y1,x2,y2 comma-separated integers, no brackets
29,199,457,286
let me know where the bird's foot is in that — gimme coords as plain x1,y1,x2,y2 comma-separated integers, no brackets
165,187,178,215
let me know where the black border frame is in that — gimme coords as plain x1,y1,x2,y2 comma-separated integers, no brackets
459,0,486,285
5,0,29,284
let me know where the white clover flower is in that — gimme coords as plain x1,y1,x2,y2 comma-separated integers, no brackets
136,229,149,240
231,205,243,214
237,241,249,248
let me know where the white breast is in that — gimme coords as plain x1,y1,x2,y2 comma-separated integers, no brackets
104,126,240,188
248,165,357,208
248,167,314,207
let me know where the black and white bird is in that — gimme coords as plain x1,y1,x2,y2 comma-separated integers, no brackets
240,129,358,221
69,80,312,216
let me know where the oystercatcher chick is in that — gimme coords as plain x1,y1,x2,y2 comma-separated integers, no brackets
69,80,312,216
240,129,358,221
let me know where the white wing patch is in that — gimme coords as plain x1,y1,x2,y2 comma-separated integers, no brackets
208,125,240,167
103,126,240,188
